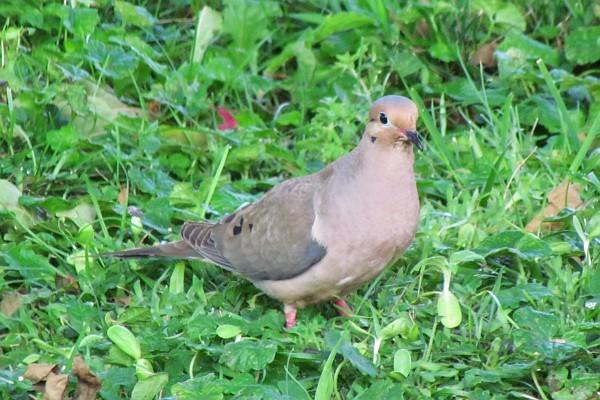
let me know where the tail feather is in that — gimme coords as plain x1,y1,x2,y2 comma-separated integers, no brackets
104,240,201,259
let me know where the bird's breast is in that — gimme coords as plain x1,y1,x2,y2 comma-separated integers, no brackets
312,166,419,274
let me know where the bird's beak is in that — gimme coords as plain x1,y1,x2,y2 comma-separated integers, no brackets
406,130,424,151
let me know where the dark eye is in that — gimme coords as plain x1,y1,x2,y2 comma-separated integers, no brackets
379,112,388,124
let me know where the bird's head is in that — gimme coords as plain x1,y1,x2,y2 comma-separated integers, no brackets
365,95,423,151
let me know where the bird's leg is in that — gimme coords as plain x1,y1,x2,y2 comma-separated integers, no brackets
284,304,297,329
332,298,352,317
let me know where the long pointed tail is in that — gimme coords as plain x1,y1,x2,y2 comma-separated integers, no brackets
104,240,200,259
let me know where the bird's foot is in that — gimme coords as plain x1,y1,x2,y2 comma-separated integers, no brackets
284,304,297,329
332,298,352,317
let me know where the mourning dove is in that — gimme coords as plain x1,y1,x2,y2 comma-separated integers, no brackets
106,95,423,328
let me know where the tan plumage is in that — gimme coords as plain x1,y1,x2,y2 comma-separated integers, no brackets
105,95,423,328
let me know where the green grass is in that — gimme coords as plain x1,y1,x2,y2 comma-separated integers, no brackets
1,1,599,399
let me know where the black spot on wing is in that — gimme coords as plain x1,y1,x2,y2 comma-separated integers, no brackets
248,223,253,231
232,216,244,236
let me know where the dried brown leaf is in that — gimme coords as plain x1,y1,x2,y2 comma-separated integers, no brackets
45,373,69,400
55,275,80,293
525,179,583,232
118,186,128,206
1,291,21,317
469,42,498,67
23,363,59,383
72,356,102,400
415,19,430,38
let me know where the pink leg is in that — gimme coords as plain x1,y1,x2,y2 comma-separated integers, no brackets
332,298,352,317
284,304,297,329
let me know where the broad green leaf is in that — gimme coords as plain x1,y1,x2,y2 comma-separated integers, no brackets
135,358,154,380
219,339,277,372
355,381,406,398
5,248,58,281
77,224,94,245
171,374,224,400
64,299,99,333
290,39,316,84
513,330,581,359
131,373,168,400
56,203,96,228
63,7,99,36
216,324,242,339
193,6,222,64
494,3,526,32
497,283,553,308
392,349,412,378
107,325,142,360
169,262,185,295
429,41,458,62
378,314,416,341
498,32,559,65
442,78,508,107
315,332,342,400
475,231,552,259
109,35,168,75
313,12,374,42
277,377,311,400
79,334,103,348
117,307,152,325
47,125,78,152
512,307,559,337
325,331,376,377
114,1,156,27
565,26,600,65
449,250,485,265
437,291,462,328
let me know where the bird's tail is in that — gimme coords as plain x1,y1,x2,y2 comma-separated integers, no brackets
103,240,200,259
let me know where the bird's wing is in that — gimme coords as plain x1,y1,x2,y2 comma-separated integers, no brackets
181,175,327,281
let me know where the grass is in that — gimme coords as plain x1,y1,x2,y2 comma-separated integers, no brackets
1,0,599,399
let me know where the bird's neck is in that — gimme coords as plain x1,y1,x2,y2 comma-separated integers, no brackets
354,135,416,176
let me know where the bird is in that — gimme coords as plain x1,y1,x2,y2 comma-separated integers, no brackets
105,95,423,328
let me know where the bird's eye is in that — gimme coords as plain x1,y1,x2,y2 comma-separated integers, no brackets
379,112,388,124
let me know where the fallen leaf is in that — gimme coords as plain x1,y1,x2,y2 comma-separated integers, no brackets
56,203,96,228
469,41,499,67
147,99,161,114
525,179,583,232
160,125,209,146
45,373,69,400
1,291,21,317
415,19,430,38
0,179,35,228
23,363,59,383
54,80,146,135
118,186,128,206
215,106,239,130
55,274,81,293
23,357,102,400
72,355,102,400
113,296,132,306
263,72,289,80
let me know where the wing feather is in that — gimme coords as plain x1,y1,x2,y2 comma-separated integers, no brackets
180,176,327,281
